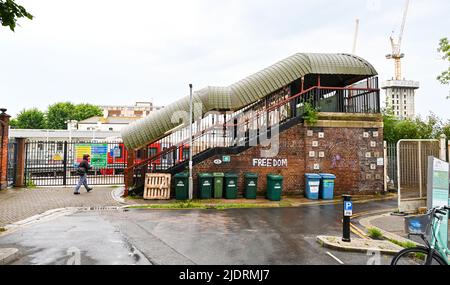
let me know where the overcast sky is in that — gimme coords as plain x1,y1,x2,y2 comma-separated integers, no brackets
1,0,449,120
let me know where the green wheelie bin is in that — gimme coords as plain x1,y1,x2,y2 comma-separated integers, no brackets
224,173,239,199
266,174,283,201
197,173,213,199
212,172,224,198
174,172,189,200
244,173,258,199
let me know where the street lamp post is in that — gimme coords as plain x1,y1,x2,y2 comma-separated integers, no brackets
188,84,193,200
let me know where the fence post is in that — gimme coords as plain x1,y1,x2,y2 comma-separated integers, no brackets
62,141,68,186
439,134,447,162
14,138,26,188
124,147,135,197
383,141,387,193
448,141,450,163
0,109,10,190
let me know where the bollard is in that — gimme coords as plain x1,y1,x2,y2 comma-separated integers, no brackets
342,195,352,242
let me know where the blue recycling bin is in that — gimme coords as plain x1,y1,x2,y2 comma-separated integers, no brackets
304,173,321,200
319,173,336,200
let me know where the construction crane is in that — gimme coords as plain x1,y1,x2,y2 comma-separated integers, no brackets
352,18,359,54
386,0,410,80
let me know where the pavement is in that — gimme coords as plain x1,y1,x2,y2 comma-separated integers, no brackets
317,235,403,254
0,187,120,227
0,186,404,265
357,212,450,248
0,197,399,265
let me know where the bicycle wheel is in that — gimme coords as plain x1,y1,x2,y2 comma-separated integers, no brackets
391,247,447,265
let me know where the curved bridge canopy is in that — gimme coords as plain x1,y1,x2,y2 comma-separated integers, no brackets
121,53,377,150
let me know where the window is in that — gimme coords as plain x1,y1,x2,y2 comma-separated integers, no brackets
162,147,167,160
404,112,407,115
397,106,399,110
404,106,407,110
109,127,113,131
404,101,406,104
148,147,158,157
392,100,395,104
182,147,190,160
38,143,44,151
397,100,399,104
56,142,63,152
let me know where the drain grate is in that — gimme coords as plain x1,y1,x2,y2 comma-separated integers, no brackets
78,206,122,212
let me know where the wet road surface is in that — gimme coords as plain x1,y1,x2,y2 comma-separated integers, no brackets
0,198,397,265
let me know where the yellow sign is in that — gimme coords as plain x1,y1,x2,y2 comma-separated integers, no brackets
75,144,91,164
53,153,63,161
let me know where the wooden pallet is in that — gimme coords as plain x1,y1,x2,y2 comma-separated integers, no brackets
143,173,171,200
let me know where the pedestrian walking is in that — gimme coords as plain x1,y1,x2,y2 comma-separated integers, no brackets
74,154,93,195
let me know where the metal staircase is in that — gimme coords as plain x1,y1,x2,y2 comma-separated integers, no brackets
124,77,380,193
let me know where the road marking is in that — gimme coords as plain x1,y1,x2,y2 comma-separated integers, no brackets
350,223,369,239
326,251,344,265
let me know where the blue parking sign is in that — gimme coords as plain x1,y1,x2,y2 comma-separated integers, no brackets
344,201,352,211
344,201,353,216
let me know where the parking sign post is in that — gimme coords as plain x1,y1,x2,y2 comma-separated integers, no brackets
342,195,352,242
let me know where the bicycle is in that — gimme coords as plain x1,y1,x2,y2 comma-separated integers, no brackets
391,205,450,265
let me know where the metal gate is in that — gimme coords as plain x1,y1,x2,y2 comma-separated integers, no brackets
7,140,18,187
386,141,398,190
396,139,440,212
24,141,126,186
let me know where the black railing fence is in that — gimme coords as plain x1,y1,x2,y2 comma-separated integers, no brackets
24,141,126,186
7,140,18,187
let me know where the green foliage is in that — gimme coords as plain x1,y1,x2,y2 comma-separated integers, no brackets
383,110,448,143
388,238,416,249
46,102,103,129
46,102,75,130
0,0,33,31
303,102,319,125
25,177,36,188
72,104,103,122
437,37,450,89
442,122,450,139
382,108,398,143
9,102,103,130
13,108,46,129
367,227,383,239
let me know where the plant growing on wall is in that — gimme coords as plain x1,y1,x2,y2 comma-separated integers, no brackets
303,102,319,125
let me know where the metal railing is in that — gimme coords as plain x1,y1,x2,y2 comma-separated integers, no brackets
24,140,126,186
7,141,17,187
125,77,380,191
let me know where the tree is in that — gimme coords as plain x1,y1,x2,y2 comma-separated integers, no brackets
13,108,46,129
437,38,450,99
383,110,445,143
0,0,33,31
382,108,398,143
72,104,103,122
46,102,103,129
442,121,450,139
46,102,75,129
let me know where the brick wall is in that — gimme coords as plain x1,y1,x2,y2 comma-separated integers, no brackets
0,110,11,190
192,113,384,197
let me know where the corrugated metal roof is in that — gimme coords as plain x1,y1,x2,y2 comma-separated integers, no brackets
121,53,377,149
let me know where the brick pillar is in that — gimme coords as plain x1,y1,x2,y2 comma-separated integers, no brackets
0,109,11,190
14,138,26,188
124,147,135,197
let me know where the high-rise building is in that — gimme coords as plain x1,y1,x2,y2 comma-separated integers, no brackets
381,79,419,119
